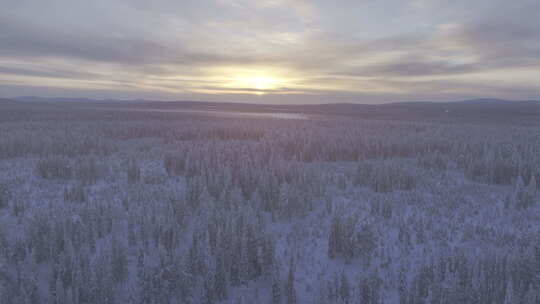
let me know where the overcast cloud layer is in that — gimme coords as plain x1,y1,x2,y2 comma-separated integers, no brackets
1,0,539,103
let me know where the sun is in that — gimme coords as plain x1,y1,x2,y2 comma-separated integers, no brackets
248,76,277,90
231,75,281,93
202,66,294,95
221,68,285,93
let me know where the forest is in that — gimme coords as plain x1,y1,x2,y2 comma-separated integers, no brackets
0,101,539,303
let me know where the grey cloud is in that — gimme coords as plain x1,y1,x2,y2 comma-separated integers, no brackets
0,65,101,79
1,0,540,102
348,60,480,77
323,19,540,78
0,15,168,64
2,3,536,79
448,21,540,64
0,14,274,67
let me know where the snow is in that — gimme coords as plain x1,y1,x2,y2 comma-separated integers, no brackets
0,104,539,303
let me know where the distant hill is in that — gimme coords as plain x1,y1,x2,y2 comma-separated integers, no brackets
0,98,17,103
12,96,151,103
8,96,540,125
457,98,511,104
11,96,540,106
456,98,540,105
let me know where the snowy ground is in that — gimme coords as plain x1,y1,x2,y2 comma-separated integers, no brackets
0,104,539,303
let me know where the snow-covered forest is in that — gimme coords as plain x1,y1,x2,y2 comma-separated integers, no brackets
0,103,539,304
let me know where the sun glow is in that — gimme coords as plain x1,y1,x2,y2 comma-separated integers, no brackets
206,67,290,94
228,74,283,94
246,76,278,90
190,66,305,95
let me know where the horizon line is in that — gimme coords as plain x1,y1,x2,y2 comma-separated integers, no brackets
5,96,540,106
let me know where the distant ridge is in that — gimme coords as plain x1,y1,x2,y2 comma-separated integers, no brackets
0,98,17,104
12,96,151,103
10,96,540,106
386,98,540,106
454,98,540,105
5,96,540,126
458,98,510,104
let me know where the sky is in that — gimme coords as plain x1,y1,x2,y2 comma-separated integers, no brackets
1,0,539,103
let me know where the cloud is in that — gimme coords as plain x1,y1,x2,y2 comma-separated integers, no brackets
349,60,479,77
0,15,170,64
438,21,540,68
0,0,539,102
0,65,100,79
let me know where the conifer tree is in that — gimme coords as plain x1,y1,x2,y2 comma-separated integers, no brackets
286,258,297,304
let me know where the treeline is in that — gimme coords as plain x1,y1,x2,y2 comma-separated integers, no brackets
2,118,539,189
0,109,538,303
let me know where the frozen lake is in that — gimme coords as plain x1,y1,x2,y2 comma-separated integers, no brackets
129,108,308,119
